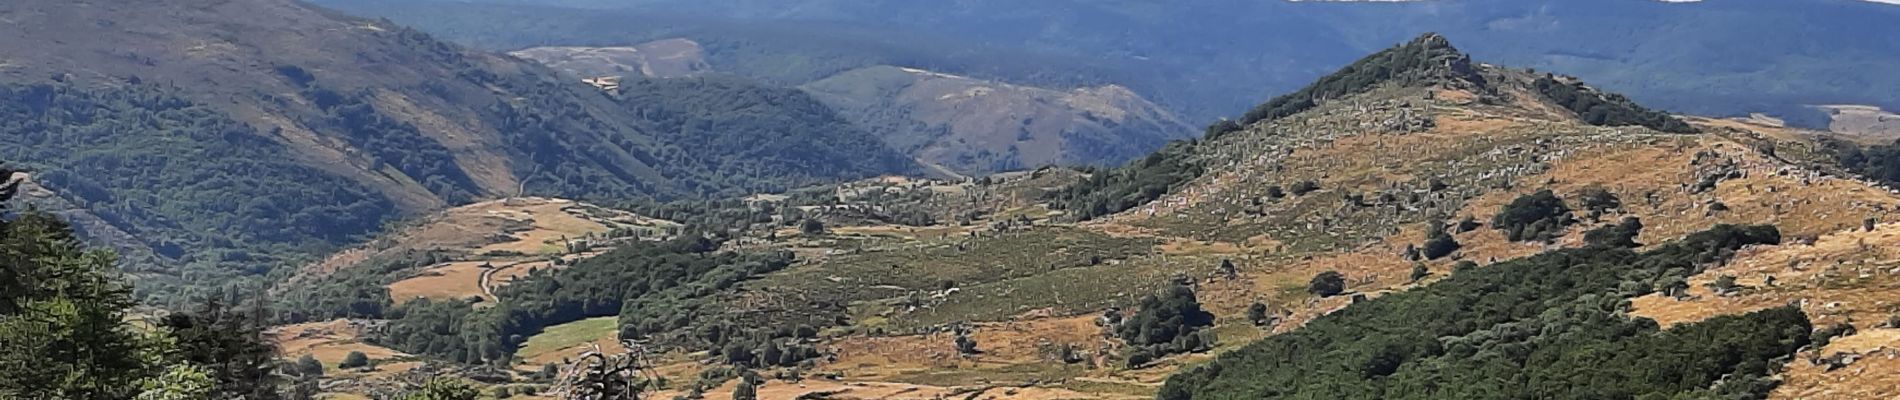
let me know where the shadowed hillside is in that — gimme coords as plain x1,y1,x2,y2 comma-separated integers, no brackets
0,0,913,302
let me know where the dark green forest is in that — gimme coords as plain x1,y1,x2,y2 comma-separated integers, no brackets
0,82,397,303
1049,141,1204,221
291,78,483,205
1824,139,1900,190
373,236,795,365
1156,225,1806,399
1533,75,1697,134
610,76,921,194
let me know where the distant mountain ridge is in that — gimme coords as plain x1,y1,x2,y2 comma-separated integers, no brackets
317,0,1900,130
512,40,1196,175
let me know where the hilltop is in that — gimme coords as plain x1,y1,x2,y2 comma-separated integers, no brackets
0,0,913,301
273,33,1900,399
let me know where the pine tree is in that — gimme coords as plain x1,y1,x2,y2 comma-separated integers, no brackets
160,298,282,400
0,172,152,399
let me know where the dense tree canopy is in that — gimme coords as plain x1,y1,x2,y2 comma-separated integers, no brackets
375,236,795,364
1158,225,1798,399
1534,75,1695,133
0,82,396,303
1050,141,1204,220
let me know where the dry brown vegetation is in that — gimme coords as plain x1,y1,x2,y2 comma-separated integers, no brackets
269,319,421,392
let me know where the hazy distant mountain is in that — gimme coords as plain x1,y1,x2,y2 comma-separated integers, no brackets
320,0,1900,128
802,66,1195,175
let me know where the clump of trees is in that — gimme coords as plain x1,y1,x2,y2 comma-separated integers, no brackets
376,236,796,365
1824,138,1900,189
1116,285,1217,367
1247,302,1273,326
397,378,481,400
1576,186,1622,220
1049,142,1205,220
1309,271,1347,297
340,351,371,369
1158,224,1798,400
1493,190,1575,242
1533,75,1696,133
1584,217,1645,248
1421,219,1460,260
800,218,826,235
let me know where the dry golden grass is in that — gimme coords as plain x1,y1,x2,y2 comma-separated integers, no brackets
829,316,1105,375
1449,135,1894,253
270,320,412,376
386,261,490,304
665,378,1097,400
294,197,674,283
474,199,619,255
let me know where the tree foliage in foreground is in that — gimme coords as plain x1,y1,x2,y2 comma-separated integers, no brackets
0,164,286,399
1159,225,1803,400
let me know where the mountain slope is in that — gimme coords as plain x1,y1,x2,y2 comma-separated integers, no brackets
509,41,1193,175
0,0,913,301
1093,34,1886,399
801,65,1196,174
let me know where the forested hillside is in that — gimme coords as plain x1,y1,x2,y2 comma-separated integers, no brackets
0,0,914,303
0,82,395,301
610,76,921,188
